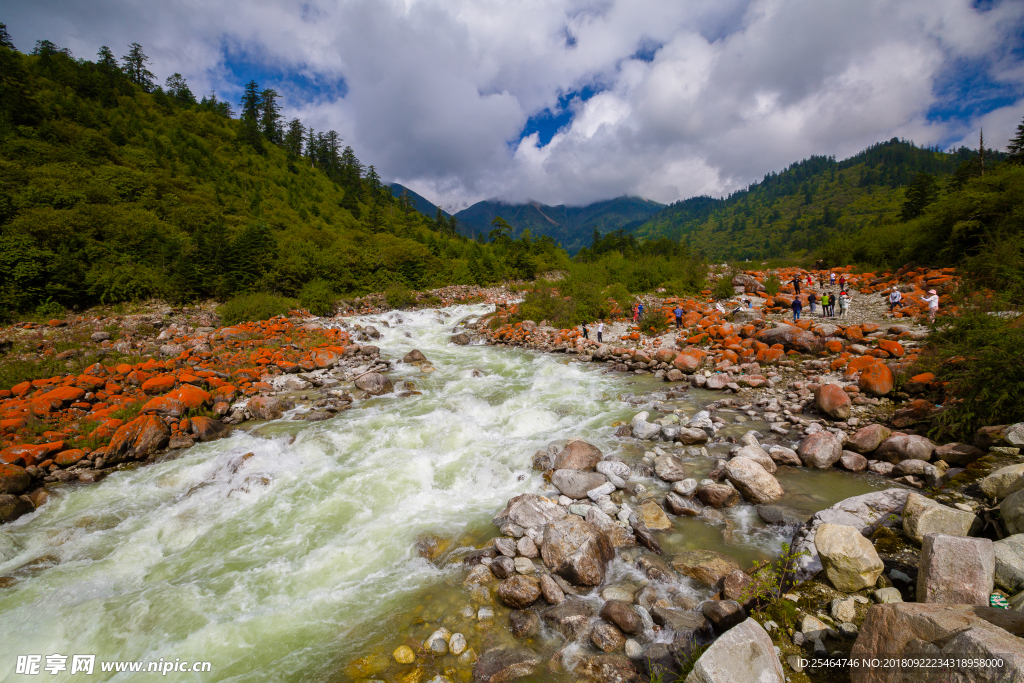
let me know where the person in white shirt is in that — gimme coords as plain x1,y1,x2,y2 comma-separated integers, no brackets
596,321,603,343
922,289,940,323
888,287,903,314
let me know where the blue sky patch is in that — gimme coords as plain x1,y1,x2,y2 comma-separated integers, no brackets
218,44,347,109
519,85,601,146
927,54,1023,146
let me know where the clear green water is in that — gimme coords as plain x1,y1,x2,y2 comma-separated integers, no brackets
0,305,892,682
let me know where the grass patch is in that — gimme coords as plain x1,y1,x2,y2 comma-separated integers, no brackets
217,292,296,326
109,401,144,422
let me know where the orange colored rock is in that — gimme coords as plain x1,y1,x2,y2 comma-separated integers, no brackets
815,383,852,420
105,415,170,465
190,416,232,442
858,363,894,397
11,381,32,397
89,419,124,439
0,462,31,494
140,396,186,418
910,372,935,383
39,385,87,405
673,349,706,373
141,375,176,394
55,449,87,466
824,339,844,354
877,339,905,358
168,384,212,410
847,356,879,373
0,441,63,467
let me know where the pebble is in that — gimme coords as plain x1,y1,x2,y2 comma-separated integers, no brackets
449,633,467,656
393,645,415,664
873,587,903,604
839,622,859,638
625,639,644,659
514,557,535,574
477,607,494,621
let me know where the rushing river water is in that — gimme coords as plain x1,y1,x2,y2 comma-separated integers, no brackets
0,305,892,682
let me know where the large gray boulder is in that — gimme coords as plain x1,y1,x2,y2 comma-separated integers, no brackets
980,463,1024,501
845,424,891,454
473,646,542,683
1002,489,1024,535
540,516,614,586
671,549,739,588
874,433,937,463
493,493,567,529
797,431,842,468
791,488,909,582
814,523,884,592
732,444,777,474
724,457,784,504
553,440,603,471
995,534,1024,594
654,453,688,482
917,534,994,605
551,469,607,499
684,618,783,683
543,598,596,640
354,372,393,395
850,603,1024,683
902,492,980,544
632,421,662,440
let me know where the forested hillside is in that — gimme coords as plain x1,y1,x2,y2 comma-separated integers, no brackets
0,35,569,317
455,196,664,253
635,139,1007,261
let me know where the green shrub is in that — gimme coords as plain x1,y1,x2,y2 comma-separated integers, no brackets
764,273,781,295
712,274,736,299
639,309,669,335
924,299,1024,440
385,282,412,309
217,292,295,326
34,298,65,320
299,279,336,317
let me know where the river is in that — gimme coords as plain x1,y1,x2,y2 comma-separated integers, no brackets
0,305,891,682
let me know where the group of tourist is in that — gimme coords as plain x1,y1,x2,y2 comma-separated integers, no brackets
790,272,850,321
891,286,941,322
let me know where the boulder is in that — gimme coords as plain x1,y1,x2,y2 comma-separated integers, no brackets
891,459,942,487
189,416,232,442
980,463,1024,501
684,618,784,683
724,457,785,504
640,500,673,531
814,523,884,592
497,575,542,609
650,606,711,640
797,431,842,468
540,516,614,586
767,445,802,466
850,603,1024,683
553,440,603,471
838,450,868,472
246,396,288,420
0,494,34,523
995,535,1024,594
845,424,891,454
493,493,568,529
402,349,428,364
858,363,894,396
696,482,739,508
902,492,980,544
585,506,637,549
574,655,639,682
665,492,704,517
791,488,910,582
756,326,822,354
654,454,687,482
815,384,852,420
590,622,627,653
0,463,31,495
874,434,936,463
755,504,812,526
732,273,766,293
509,610,540,638
732,444,777,474
472,646,541,683
543,598,596,640
722,570,754,606
976,423,1024,450
917,534,995,606
632,421,662,440
732,307,764,323
105,415,170,465
701,600,746,634
551,469,607,499
671,549,740,588
538,573,564,605
354,372,393,395
451,333,470,345
600,600,643,635
1001,489,1024,536
676,427,710,444
932,442,983,467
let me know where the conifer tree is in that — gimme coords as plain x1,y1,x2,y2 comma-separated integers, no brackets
122,43,155,91
96,46,119,72
0,22,14,49
165,73,195,104
1008,116,1024,164
258,88,282,143
238,80,263,149
283,118,305,158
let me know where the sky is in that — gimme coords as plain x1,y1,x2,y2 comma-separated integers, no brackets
4,0,1024,211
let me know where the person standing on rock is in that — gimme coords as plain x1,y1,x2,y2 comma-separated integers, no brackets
596,320,604,343
830,272,836,285
581,322,589,340
632,304,639,324
889,287,903,315
923,289,940,323
839,274,847,289
839,290,850,318
820,291,829,317
637,301,644,319
673,304,683,329
791,296,802,322
808,291,817,315
792,275,801,295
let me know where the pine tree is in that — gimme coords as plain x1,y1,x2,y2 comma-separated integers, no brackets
122,43,155,91
238,80,263,149
900,173,939,221
283,118,305,158
164,73,195,104
96,46,119,72
0,22,14,49
340,145,363,185
304,127,317,166
1008,116,1024,164
258,88,282,143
